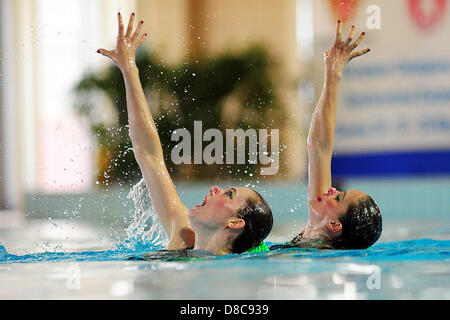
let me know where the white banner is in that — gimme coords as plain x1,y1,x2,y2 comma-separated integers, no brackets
313,0,450,154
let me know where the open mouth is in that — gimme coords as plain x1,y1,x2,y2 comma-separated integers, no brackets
316,188,335,202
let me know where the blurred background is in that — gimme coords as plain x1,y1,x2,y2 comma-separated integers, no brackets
0,0,449,253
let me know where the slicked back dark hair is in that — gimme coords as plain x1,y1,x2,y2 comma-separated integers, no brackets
288,195,382,250
230,190,273,254
331,195,382,249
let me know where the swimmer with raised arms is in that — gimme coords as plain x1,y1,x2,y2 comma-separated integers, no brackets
286,20,382,250
97,12,273,255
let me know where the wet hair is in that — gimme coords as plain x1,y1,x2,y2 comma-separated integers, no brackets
331,195,382,249
289,195,382,250
230,190,273,254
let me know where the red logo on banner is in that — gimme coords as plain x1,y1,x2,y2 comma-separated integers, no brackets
408,0,447,31
328,0,360,23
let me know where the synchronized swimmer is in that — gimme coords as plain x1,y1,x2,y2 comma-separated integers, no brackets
97,13,381,255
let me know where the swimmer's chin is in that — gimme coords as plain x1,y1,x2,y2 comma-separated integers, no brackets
189,205,203,216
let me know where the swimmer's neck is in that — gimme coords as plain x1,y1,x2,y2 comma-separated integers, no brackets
302,217,329,239
192,226,232,255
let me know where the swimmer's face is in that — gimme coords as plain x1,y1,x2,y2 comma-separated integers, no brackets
189,186,258,228
308,188,367,225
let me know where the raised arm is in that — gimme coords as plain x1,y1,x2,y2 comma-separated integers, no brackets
307,21,370,201
97,12,193,249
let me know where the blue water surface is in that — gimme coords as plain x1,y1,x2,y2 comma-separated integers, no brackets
1,238,449,264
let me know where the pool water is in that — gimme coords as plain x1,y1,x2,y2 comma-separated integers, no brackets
0,178,449,299
0,238,449,299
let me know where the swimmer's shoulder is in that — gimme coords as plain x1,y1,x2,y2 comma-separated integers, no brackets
268,242,297,250
127,249,214,261
168,225,196,250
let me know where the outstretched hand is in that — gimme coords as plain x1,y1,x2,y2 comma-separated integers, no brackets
324,20,370,79
97,12,147,71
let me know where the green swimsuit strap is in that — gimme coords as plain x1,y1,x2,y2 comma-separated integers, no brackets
245,242,270,253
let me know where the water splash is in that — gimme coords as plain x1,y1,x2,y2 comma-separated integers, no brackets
112,178,168,251
0,245,8,260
